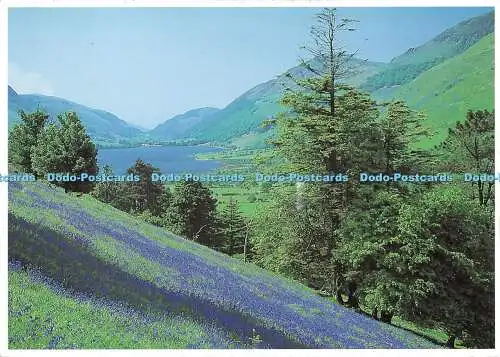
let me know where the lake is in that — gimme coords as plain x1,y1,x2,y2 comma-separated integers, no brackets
97,146,224,175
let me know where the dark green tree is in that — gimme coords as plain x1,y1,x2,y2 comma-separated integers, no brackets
380,100,430,173
219,199,247,256
397,185,494,348
440,109,494,206
332,100,430,315
334,188,405,318
251,185,336,290
255,8,384,301
135,185,173,227
165,179,220,249
261,83,382,300
159,185,173,213
31,111,97,193
125,159,164,215
264,7,363,174
91,165,118,203
299,7,359,119
8,109,49,174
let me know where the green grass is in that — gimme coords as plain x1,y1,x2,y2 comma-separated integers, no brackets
8,267,223,349
228,130,276,150
163,180,264,218
190,97,282,143
8,180,442,349
211,184,265,218
360,11,493,92
195,148,270,218
390,33,494,149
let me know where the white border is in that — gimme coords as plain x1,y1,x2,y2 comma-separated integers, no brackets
1,0,9,356
0,0,499,7
0,1,497,357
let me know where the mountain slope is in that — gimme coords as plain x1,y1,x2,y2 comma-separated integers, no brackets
8,180,438,349
149,107,220,140
180,58,386,144
153,12,494,147
361,10,494,92
8,87,142,146
388,33,494,148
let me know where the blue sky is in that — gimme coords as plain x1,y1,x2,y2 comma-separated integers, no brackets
9,7,492,129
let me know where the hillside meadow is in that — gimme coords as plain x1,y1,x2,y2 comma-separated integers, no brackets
8,180,439,349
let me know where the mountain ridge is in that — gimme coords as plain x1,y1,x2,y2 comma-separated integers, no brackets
149,107,220,140
386,32,494,148
150,11,493,146
8,87,142,146
361,10,494,92
8,10,494,149
172,58,386,144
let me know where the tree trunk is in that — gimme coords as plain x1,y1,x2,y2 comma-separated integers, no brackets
347,290,359,309
371,307,378,320
484,182,494,205
478,181,484,206
380,311,393,324
335,289,344,305
243,229,248,263
446,335,456,348
334,274,344,305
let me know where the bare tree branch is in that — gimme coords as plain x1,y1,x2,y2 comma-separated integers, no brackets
192,224,208,241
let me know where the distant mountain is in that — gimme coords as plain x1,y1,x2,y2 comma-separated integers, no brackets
387,33,494,149
128,123,149,132
149,107,220,140
361,11,494,92
9,11,493,150
8,87,142,146
165,58,385,145
186,10,493,148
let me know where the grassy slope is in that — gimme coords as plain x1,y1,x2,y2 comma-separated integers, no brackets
385,33,494,148
9,264,230,349
217,12,494,149
224,28,494,151
361,11,493,92
227,12,493,150
8,180,438,349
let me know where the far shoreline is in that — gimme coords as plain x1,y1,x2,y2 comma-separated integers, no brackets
96,142,228,150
